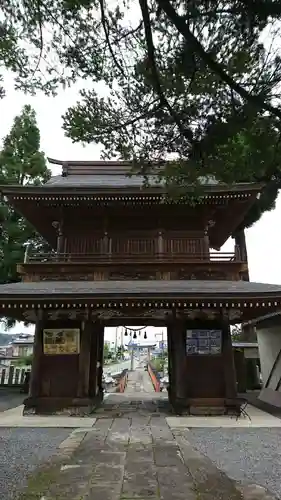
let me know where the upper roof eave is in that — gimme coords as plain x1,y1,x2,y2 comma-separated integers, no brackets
0,182,264,196
47,158,134,167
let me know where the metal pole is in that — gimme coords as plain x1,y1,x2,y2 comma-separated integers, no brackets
162,330,165,377
130,345,134,371
121,327,124,359
115,326,118,355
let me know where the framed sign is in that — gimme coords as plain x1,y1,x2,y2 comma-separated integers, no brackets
186,330,222,355
43,328,80,355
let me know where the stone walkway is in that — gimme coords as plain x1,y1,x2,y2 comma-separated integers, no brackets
125,366,155,394
17,370,278,500
95,368,169,418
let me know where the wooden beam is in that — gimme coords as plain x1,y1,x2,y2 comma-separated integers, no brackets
167,313,187,408
77,313,92,398
89,322,99,397
96,324,105,397
221,310,237,399
29,309,44,398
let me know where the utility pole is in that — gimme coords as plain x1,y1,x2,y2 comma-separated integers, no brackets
155,330,165,377
121,327,124,359
115,326,118,355
130,344,134,371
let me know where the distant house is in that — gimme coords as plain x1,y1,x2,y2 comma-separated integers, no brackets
0,346,12,369
11,334,34,358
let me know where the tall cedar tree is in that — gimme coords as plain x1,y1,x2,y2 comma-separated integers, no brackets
1,1,281,227
0,105,51,288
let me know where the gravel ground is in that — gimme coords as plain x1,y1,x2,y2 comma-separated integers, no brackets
0,389,24,412
0,428,70,499
187,428,281,499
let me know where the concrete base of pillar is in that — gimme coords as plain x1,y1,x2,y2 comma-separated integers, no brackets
168,396,243,416
259,388,281,408
23,394,103,416
189,406,225,416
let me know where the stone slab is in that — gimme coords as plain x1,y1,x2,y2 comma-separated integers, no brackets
14,370,281,500
166,404,281,428
157,465,197,500
0,405,96,428
237,484,278,500
122,462,159,499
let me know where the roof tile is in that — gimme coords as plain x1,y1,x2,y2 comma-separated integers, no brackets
0,280,280,298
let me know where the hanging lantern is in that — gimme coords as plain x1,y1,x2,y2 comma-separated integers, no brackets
144,331,147,339
124,329,128,336
133,332,137,339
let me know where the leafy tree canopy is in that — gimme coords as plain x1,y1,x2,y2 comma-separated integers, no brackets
1,1,281,226
0,105,51,327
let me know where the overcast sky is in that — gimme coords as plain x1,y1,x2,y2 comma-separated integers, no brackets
1,75,280,340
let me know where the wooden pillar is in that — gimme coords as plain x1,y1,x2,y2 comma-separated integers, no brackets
167,315,187,409
203,229,209,259
234,229,249,280
89,323,99,398
29,309,44,399
96,324,105,396
234,229,247,261
77,316,92,398
167,317,173,398
233,349,247,393
222,311,237,399
158,230,164,255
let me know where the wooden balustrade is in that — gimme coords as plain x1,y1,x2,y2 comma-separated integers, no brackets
27,250,241,263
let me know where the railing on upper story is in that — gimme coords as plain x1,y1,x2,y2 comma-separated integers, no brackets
25,250,243,264
23,233,246,265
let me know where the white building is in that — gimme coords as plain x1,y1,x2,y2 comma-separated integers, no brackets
11,334,34,358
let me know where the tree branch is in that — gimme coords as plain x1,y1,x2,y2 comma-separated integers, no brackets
99,0,125,76
157,0,281,122
138,0,193,142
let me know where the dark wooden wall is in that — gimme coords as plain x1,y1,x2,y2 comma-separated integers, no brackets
64,230,206,256
185,356,225,398
185,319,226,400
62,205,207,256
39,319,81,399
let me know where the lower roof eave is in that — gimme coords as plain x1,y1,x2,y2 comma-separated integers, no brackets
1,279,281,299
1,291,281,301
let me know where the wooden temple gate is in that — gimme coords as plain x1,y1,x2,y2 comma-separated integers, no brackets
0,159,281,415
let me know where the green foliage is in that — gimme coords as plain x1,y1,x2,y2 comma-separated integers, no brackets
103,342,111,360
0,105,51,328
13,354,33,367
231,324,242,342
151,356,166,374
116,345,124,359
1,2,281,224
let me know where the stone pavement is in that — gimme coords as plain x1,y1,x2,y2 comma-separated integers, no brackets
17,414,277,500
125,365,155,394
17,370,278,500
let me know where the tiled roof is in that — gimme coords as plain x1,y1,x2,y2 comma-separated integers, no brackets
45,174,165,188
0,280,281,298
44,174,222,189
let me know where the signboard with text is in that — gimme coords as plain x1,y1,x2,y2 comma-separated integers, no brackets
43,328,80,355
186,330,222,355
